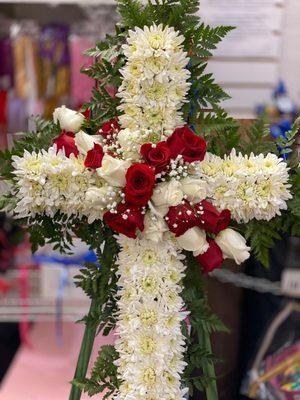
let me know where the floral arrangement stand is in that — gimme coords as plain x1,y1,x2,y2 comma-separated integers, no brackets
0,1,299,400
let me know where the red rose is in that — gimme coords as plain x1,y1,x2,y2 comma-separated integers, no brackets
195,200,231,234
140,141,171,173
166,126,206,163
97,118,120,141
196,239,223,273
124,164,155,206
103,203,144,239
53,131,79,158
165,202,198,237
84,143,104,169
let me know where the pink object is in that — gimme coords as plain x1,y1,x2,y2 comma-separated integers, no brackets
266,343,300,400
70,36,95,105
19,267,32,348
0,321,115,400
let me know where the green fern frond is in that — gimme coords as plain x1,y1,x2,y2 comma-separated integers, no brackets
72,346,120,398
191,24,235,57
239,117,277,155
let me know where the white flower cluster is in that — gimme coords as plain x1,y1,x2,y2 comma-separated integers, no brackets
11,147,120,221
114,235,188,400
12,148,95,219
117,24,191,139
200,150,292,223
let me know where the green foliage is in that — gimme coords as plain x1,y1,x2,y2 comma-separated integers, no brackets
290,167,300,215
239,117,277,155
0,117,60,180
190,24,234,57
243,219,282,268
197,106,241,156
283,167,300,236
81,58,123,126
72,345,120,398
74,222,119,336
276,116,300,165
117,0,149,28
28,213,76,253
182,253,228,396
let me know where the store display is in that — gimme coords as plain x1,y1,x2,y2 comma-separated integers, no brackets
0,15,110,141
0,1,299,400
243,302,300,400
257,81,299,141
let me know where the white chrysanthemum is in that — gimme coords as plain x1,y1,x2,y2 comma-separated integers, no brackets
117,24,191,149
199,150,292,223
114,235,188,400
11,147,108,220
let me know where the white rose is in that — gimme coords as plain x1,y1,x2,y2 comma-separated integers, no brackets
75,131,101,155
181,177,207,203
117,128,141,161
85,186,110,209
53,106,84,133
151,179,184,211
84,186,112,223
177,227,209,255
142,212,168,243
215,228,251,265
97,155,130,187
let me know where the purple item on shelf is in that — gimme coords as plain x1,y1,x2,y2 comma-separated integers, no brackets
39,24,70,66
0,37,14,89
7,97,28,132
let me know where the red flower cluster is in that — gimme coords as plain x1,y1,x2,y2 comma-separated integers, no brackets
140,126,206,174
99,124,210,244
53,131,79,158
196,239,223,273
97,118,120,145
165,200,231,273
103,203,144,239
167,126,206,162
140,141,171,173
84,143,104,169
124,164,156,206
195,200,231,235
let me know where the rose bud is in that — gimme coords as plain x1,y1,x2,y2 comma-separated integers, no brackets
97,118,120,143
53,106,84,133
165,202,198,237
140,141,171,173
53,131,79,158
84,143,104,169
103,203,144,239
97,155,131,187
124,163,156,206
195,239,224,273
167,126,206,163
215,228,250,265
75,130,101,155
177,227,209,255
195,200,231,234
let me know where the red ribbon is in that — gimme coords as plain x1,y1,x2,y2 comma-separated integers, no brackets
19,266,32,348
0,90,8,149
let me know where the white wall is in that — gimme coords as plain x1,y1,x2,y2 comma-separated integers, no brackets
1,0,300,118
200,0,300,118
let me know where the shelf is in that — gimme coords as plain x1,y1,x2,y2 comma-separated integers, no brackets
0,268,90,322
2,0,116,5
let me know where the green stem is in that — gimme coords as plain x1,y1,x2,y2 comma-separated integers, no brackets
198,329,218,400
69,298,99,400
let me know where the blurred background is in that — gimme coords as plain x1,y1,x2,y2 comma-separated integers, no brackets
0,1,299,399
